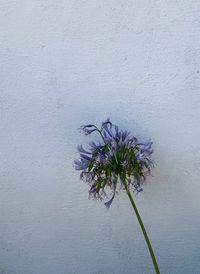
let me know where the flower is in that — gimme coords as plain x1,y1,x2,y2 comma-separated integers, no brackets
77,145,92,155
74,119,160,274
104,193,115,208
79,124,97,135
74,118,154,207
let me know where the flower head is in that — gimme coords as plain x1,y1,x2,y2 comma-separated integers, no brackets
74,118,154,207
79,124,97,135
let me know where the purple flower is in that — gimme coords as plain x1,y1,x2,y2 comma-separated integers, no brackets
75,119,154,208
134,183,143,193
121,130,129,141
102,118,112,127
89,184,98,195
77,145,91,155
74,159,89,170
104,193,115,208
103,124,113,138
89,142,103,153
137,139,153,162
79,124,97,135
79,154,92,162
115,125,119,136
74,119,159,274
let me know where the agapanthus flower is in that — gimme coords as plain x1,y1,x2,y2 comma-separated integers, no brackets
74,118,154,208
74,119,160,274
79,124,97,135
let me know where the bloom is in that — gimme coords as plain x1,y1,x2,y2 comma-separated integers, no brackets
74,119,154,207
79,124,97,135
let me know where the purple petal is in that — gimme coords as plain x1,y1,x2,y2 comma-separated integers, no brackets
103,124,113,137
82,124,95,128
74,159,88,170
89,184,98,194
79,125,97,135
102,118,112,127
104,193,115,208
89,141,102,150
80,154,92,161
134,184,143,192
77,145,91,155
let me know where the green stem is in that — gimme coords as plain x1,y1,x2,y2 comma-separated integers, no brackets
92,125,107,145
123,181,160,274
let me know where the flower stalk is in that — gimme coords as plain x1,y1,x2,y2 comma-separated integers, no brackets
123,180,160,274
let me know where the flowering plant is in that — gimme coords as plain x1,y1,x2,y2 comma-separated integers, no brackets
74,118,160,274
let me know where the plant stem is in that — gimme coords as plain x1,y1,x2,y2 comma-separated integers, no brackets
123,181,160,274
92,125,107,145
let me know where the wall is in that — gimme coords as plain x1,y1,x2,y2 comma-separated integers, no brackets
0,1,200,273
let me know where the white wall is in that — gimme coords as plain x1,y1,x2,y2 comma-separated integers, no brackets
1,1,200,273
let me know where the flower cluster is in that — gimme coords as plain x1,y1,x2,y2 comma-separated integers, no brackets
74,118,154,208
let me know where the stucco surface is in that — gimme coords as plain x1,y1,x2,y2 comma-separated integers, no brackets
0,1,200,273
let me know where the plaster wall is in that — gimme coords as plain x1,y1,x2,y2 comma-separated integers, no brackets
0,1,200,273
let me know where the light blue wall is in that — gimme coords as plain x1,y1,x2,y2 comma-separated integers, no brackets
0,1,200,273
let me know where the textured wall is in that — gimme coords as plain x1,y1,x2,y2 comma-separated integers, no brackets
1,1,200,273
